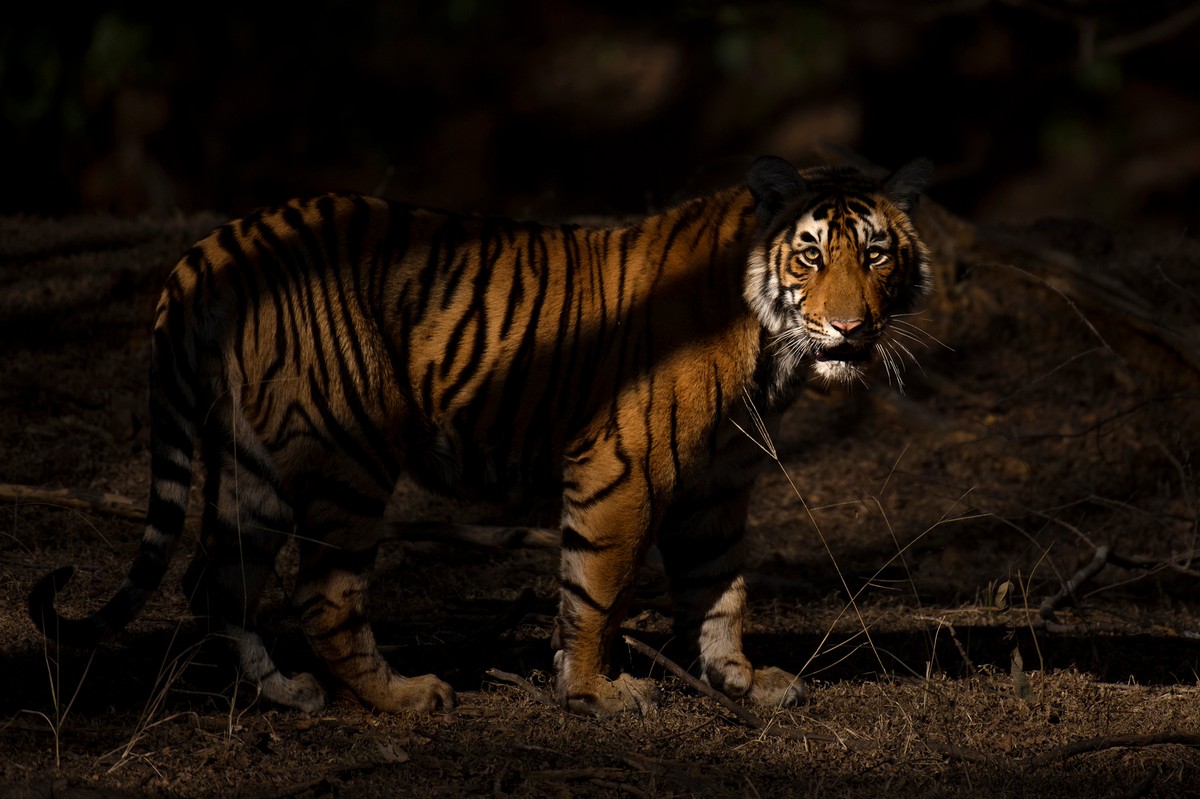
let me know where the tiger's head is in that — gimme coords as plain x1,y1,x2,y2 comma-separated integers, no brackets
744,157,933,386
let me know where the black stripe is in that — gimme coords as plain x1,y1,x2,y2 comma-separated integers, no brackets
668,394,681,486
560,525,608,553
640,353,656,494
270,399,330,451
560,579,612,615
307,615,370,644
150,450,192,486
563,442,632,509
296,592,335,617
228,440,279,485
703,608,737,622
420,361,435,413
438,217,471,310
708,364,723,458
500,226,525,340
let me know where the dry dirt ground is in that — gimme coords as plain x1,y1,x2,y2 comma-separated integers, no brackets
1,201,1199,798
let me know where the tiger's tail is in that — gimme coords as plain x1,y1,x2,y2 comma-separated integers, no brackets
29,313,198,646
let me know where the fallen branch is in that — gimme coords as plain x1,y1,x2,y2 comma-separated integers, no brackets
484,668,558,709
621,635,873,750
1026,732,1200,769
622,635,768,731
0,484,147,521
1040,545,1111,621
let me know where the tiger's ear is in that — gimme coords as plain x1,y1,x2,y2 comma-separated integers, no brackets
747,155,805,227
883,158,933,215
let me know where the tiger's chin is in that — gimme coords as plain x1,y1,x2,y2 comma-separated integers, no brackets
811,344,874,384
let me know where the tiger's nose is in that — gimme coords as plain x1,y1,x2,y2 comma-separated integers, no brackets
830,318,864,338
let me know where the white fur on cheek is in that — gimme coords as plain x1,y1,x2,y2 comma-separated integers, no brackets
744,249,788,335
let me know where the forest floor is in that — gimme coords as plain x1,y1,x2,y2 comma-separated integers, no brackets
1,199,1198,797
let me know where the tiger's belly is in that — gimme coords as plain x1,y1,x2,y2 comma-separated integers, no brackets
405,422,568,503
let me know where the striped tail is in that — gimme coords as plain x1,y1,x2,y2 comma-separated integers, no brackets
29,321,198,646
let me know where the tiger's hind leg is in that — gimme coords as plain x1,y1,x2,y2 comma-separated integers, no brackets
292,486,455,713
182,442,326,712
658,487,806,710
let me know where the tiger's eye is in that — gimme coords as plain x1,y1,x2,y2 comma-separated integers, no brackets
801,246,821,264
866,247,888,266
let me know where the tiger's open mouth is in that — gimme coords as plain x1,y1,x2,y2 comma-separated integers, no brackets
814,343,873,364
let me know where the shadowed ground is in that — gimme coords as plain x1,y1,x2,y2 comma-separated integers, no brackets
1,202,1199,797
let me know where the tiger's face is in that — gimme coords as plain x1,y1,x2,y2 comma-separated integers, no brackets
745,158,933,384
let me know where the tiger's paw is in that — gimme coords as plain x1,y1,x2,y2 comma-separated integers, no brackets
363,674,457,714
702,652,755,698
260,671,327,714
746,666,807,709
562,673,660,717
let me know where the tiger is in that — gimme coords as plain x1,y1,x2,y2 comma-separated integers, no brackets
29,155,932,716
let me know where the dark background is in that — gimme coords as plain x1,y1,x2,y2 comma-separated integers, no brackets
3,1,1198,227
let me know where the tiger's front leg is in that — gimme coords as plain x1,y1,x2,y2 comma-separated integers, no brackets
553,461,659,716
658,487,806,709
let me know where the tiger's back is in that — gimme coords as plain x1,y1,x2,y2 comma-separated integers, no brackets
30,157,931,716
